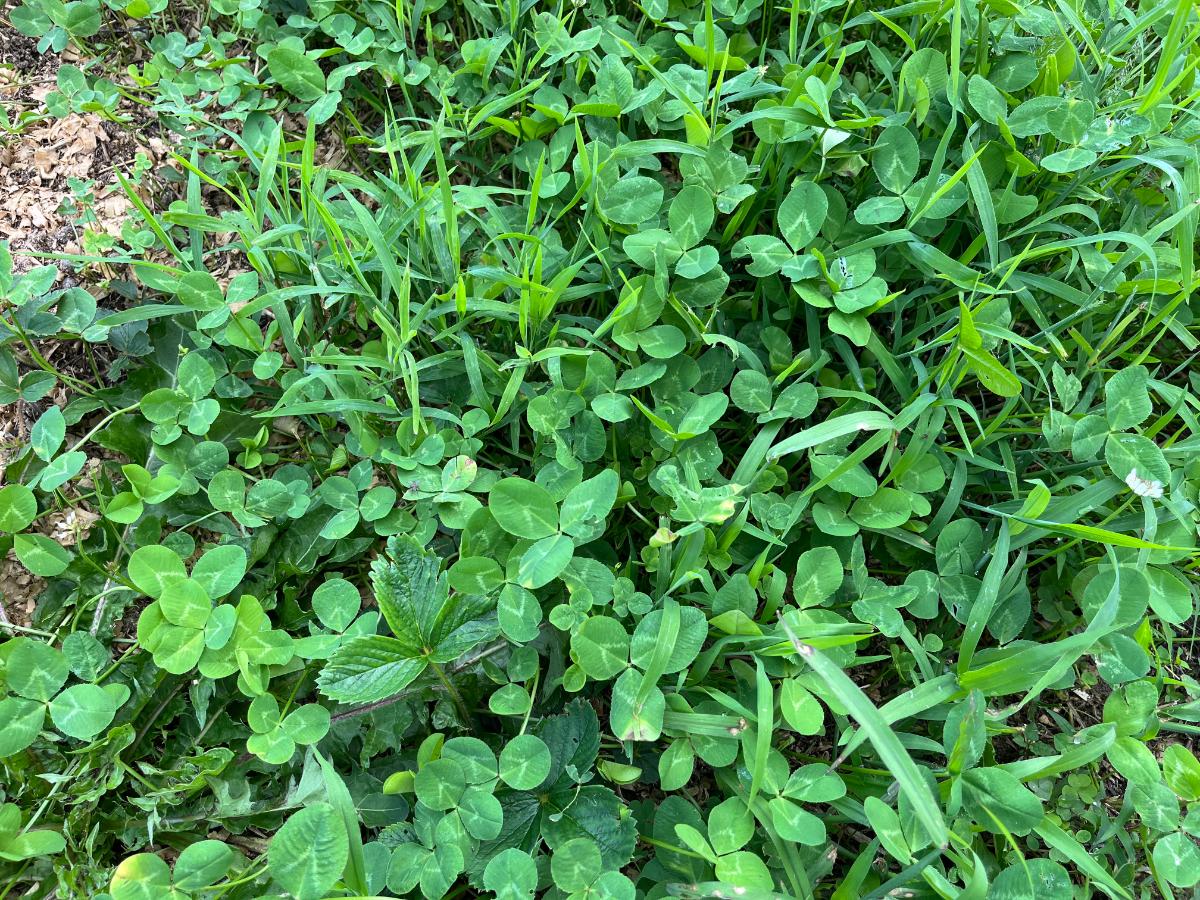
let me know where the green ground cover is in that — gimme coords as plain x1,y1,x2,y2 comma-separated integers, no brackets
2,0,1200,897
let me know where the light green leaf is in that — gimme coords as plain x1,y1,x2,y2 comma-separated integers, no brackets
268,803,349,900
14,533,71,576
5,638,68,701
127,545,186,599
517,534,574,589
499,733,552,790
872,126,919,193
49,683,117,740
490,477,559,539
778,180,827,251
267,47,327,101
0,697,45,757
571,615,629,680
30,406,65,461
961,767,1044,835
1105,365,1152,431
600,175,664,225
110,853,174,900
0,484,37,532
191,545,247,599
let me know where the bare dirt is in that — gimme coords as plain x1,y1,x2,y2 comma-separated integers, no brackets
0,15,143,625
0,22,170,266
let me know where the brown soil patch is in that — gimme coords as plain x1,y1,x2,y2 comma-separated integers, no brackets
0,550,43,629
0,11,167,483
0,487,99,631
0,15,167,272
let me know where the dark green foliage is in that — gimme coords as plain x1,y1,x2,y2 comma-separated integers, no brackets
2,0,1200,897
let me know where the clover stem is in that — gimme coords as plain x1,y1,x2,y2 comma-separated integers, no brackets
211,858,270,896
519,667,540,736
0,860,30,900
61,403,139,455
429,659,473,726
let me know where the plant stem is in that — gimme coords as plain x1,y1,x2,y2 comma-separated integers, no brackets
429,658,474,726
65,403,139,455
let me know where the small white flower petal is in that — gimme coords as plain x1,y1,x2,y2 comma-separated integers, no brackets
1125,468,1164,499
